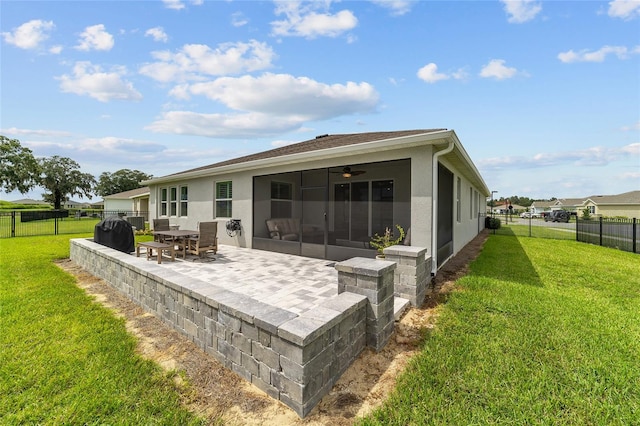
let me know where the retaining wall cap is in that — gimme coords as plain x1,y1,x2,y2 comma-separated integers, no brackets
383,245,428,257
278,316,326,346
254,306,299,334
335,257,396,276
319,293,367,313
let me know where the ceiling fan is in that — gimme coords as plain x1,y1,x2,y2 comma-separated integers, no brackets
331,166,366,178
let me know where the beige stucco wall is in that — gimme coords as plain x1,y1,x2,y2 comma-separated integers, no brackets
596,205,640,218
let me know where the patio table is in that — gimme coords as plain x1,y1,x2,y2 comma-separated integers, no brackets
152,229,199,258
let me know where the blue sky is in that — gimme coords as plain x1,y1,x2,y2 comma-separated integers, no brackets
2,0,639,202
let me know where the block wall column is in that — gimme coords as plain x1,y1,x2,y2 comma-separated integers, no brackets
383,245,432,306
335,257,396,351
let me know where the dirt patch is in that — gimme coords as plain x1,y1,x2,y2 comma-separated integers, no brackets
56,231,487,425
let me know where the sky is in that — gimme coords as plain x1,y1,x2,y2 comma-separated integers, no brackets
1,0,639,203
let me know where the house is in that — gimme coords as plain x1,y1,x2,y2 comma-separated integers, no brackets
581,191,640,218
529,200,556,215
103,186,150,217
143,129,490,273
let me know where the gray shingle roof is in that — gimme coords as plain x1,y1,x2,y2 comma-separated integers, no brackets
166,129,446,177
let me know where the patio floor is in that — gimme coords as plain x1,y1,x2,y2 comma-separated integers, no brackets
157,245,340,315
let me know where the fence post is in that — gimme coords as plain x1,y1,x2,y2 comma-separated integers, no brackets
55,214,59,235
11,211,16,238
633,218,637,254
599,216,603,247
575,216,579,241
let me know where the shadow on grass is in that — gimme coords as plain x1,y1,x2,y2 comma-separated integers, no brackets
473,233,543,287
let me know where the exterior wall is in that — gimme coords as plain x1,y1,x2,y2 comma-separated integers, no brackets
103,198,134,212
441,158,486,261
596,204,640,218
149,147,436,250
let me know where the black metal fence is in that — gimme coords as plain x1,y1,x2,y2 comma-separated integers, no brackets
0,210,149,238
489,213,638,254
577,217,638,254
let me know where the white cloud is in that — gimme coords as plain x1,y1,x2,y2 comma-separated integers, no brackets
75,24,114,51
620,171,640,179
478,143,640,170
417,63,449,83
0,127,73,138
163,0,185,10
621,121,640,131
57,61,142,102
370,0,413,16
49,45,63,54
148,73,379,137
139,40,276,83
162,0,206,10
271,139,299,147
271,1,358,39
231,12,249,27
146,111,305,138
145,27,168,43
178,73,378,119
608,0,640,20
500,0,542,23
479,59,519,80
558,45,638,63
2,19,54,50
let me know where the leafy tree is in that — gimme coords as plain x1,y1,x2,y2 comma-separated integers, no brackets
0,135,41,194
39,156,96,209
95,169,152,197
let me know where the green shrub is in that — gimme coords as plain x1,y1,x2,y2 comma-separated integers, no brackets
485,217,501,229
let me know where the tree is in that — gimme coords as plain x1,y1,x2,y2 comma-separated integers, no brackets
95,169,152,197
0,135,41,194
39,156,96,209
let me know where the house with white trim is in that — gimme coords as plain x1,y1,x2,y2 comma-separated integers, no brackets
103,186,150,217
143,129,490,273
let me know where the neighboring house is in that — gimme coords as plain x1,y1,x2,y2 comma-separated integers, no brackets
531,191,640,218
581,191,640,218
103,187,150,217
529,200,556,215
144,129,490,273
491,202,525,214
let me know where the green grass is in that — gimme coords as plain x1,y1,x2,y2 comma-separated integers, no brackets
0,234,204,425
361,235,640,425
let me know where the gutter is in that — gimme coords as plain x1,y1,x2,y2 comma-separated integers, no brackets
431,138,455,276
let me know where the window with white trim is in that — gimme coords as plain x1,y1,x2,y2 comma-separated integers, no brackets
216,181,233,218
170,187,178,216
180,186,188,217
160,188,168,216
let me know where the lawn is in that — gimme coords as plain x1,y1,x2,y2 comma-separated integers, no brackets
361,235,640,425
2,233,638,424
0,234,204,425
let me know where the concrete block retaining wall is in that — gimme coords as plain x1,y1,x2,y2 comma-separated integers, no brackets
70,239,368,418
69,239,430,417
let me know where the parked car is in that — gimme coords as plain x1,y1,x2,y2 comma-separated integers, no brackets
544,210,570,223
520,212,541,219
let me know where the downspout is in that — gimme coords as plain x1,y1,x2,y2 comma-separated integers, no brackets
431,139,455,276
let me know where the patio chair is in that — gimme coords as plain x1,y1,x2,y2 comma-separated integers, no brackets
153,218,172,242
187,221,218,258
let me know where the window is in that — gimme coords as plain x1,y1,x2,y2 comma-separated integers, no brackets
160,188,168,216
170,187,177,216
469,186,474,220
271,181,292,218
180,186,188,217
216,181,233,218
456,177,461,223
